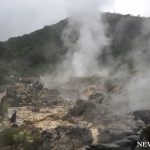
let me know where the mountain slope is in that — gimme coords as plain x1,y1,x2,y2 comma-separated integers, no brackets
0,13,148,84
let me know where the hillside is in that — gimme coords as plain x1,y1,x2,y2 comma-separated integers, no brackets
0,13,148,84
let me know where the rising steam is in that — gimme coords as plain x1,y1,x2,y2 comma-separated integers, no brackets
42,0,110,86
42,1,150,114
111,18,150,113
60,0,109,78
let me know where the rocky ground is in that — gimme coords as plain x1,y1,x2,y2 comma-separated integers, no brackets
0,76,149,150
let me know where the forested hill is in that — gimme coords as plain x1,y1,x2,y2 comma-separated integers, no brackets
0,13,149,84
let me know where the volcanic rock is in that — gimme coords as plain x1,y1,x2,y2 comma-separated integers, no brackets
86,143,120,150
88,93,105,104
98,128,135,143
3,81,64,107
55,125,93,147
10,111,17,123
112,135,138,150
133,110,150,125
69,99,96,117
140,125,150,141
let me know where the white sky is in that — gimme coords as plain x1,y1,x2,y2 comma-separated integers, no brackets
105,0,150,16
0,0,150,41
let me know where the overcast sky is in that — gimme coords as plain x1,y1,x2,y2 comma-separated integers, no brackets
0,0,150,41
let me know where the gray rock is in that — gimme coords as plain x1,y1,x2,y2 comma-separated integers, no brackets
112,135,138,150
133,110,150,125
69,99,96,117
88,93,104,104
55,125,93,147
98,128,135,143
113,139,136,150
40,125,93,150
140,125,150,141
86,143,120,150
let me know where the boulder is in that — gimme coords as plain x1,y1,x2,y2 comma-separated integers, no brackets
33,81,43,90
42,129,58,141
86,134,138,150
133,110,150,125
86,143,120,150
98,128,135,143
40,125,93,150
69,99,96,117
55,125,93,147
88,93,105,104
113,137,137,150
140,125,150,141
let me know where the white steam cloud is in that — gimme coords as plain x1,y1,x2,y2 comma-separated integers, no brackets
125,19,150,111
42,0,110,86
61,0,109,78
111,18,150,113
